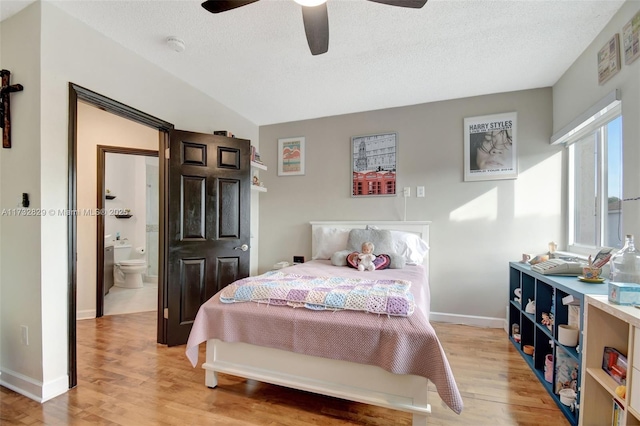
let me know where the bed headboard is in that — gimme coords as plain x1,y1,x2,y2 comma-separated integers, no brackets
309,221,431,271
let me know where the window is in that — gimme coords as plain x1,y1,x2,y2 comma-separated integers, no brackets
567,108,623,252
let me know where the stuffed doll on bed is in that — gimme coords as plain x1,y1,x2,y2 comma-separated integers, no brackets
357,242,376,271
330,229,401,271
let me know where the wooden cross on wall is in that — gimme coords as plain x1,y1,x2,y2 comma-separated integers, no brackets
1,69,25,149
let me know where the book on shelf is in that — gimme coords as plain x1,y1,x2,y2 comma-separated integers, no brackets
603,346,627,385
568,305,580,328
555,347,579,395
214,130,235,137
251,145,263,164
612,399,622,426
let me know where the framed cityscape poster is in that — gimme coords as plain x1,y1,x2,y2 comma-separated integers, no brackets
351,132,397,197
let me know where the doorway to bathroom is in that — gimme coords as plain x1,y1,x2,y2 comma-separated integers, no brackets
68,84,251,388
99,149,159,317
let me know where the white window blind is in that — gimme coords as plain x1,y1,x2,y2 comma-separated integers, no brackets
551,89,621,146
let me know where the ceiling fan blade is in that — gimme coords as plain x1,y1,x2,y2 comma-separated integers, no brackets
301,3,329,56
366,0,427,8
201,0,261,14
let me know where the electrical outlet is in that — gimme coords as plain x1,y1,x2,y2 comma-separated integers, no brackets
403,187,411,197
21,325,28,346
417,186,425,197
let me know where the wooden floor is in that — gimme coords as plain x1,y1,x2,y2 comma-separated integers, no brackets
1,312,568,425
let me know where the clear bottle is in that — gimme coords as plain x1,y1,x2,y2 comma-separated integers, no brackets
609,234,640,285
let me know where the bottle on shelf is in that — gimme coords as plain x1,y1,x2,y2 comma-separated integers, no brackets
609,234,640,285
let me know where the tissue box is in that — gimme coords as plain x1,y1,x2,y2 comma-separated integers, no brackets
609,282,640,305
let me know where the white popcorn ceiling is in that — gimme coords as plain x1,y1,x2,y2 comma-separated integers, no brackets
2,0,626,125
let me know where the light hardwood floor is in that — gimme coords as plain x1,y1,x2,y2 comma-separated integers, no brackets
1,312,568,425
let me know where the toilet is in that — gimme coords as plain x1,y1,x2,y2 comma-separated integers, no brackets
113,244,147,289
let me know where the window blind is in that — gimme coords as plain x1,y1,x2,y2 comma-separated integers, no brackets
550,89,621,146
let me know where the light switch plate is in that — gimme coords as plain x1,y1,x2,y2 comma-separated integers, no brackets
417,186,425,197
403,187,411,197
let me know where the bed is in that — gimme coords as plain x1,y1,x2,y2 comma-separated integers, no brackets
185,221,463,425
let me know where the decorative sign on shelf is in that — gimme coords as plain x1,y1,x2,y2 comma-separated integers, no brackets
213,130,235,137
598,34,621,85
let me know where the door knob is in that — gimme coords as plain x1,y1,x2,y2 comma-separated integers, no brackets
234,244,249,251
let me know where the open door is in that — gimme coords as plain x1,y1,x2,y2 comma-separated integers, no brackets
165,130,251,346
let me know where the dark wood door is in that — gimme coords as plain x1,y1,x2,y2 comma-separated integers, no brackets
166,130,251,346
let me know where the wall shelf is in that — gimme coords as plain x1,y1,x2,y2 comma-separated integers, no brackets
251,160,267,192
251,161,267,171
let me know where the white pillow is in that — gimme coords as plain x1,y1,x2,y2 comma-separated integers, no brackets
312,227,351,260
390,230,429,265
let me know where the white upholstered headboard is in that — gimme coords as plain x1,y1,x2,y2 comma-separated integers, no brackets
309,221,431,273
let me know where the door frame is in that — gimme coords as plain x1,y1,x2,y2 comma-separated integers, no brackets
96,146,159,318
68,83,174,387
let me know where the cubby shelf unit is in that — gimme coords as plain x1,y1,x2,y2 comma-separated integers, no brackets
580,295,640,426
508,262,609,426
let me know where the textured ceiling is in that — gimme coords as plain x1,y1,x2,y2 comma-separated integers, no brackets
1,0,626,125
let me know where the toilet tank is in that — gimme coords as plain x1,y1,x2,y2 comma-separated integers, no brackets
114,244,132,262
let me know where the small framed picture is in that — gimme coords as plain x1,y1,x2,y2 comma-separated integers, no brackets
622,10,640,66
598,33,621,85
278,137,305,176
463,112,517,182
351,132,397,197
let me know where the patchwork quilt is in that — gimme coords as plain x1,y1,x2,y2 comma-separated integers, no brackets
220,271,415,316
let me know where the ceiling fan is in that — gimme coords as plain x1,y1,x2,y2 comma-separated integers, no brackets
201,0,428,56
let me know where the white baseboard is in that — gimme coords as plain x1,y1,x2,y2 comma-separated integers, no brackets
430,311,505,329
76,309,96,320
42,375,69,402
0,367,68,403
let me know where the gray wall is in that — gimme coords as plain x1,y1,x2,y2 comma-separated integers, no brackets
553,0,640,242
259,88,561,321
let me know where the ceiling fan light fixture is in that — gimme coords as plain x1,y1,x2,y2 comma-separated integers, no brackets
201,0,425,56
294,0,327,7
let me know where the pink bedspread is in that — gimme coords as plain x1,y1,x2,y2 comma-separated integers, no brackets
185,260,463,414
